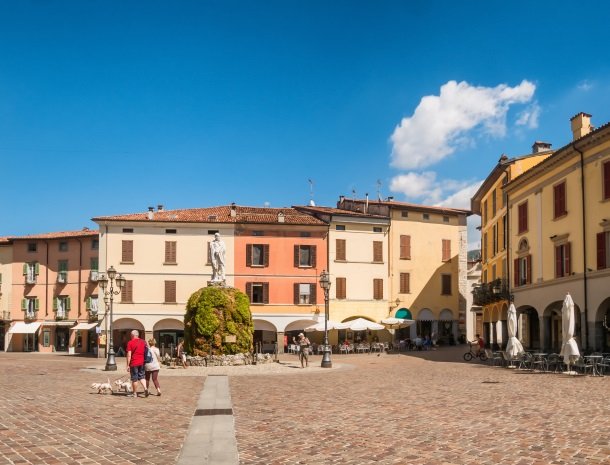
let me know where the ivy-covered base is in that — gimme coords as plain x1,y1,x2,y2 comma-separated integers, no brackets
184,286,254,357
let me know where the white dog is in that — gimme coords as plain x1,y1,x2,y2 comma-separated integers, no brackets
113,379,133,393
90,378,113,394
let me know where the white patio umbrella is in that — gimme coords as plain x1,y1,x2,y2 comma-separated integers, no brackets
344,318,385,331
559,293,580,374
505,303,524,361
495,320,503,347
380,317,415,329
304,320,349,332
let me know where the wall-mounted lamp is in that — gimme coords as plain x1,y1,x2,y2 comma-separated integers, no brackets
549,235,557,239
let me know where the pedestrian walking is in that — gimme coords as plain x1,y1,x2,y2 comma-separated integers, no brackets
297,333,310,368
176,340,187,368
145,338,162,396
126,330,148,398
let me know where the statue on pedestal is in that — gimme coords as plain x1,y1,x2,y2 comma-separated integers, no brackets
209,232,226,285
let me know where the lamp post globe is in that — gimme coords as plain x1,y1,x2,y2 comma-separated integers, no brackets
319,270,332,368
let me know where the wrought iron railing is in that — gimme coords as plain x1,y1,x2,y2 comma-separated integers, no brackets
472,278,510,306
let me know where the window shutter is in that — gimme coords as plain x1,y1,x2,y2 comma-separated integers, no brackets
373,241,383,263
294,283,300,305
22,264,27,275
35,262,40,275
245,282,252,301
604,161,610,200
165,280,176,303
309,284,316,305
597,232,607,270
53,298,58,311
35,298,40,310
246,244,252,267
400,235,411,259
565,242,571,275
373,279,383,300
553,184,560,218
526,255,532,284
514,259,520,287
294,245,299,267
91,257,99,271
555,245,562,277
442,240,451,262
165,241,177,263
336,239,346,261
263,283,269,304
66,297,71,310
122,240,133,262
122,280,133,303
263,244,270,267
86,297,91,310
336,277,346,299
311,246,317,268
400,273,410,294
21,299,26,310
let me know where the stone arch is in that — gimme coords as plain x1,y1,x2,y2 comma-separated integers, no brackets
594,297,610,351
112,318,144,330
516,305,540,350
417,308,434,320
341,315,377,323
500,302,509,321
153,318,184,331
111,318,144,353
253,319,278,332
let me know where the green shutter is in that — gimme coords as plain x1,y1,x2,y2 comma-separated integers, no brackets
66,297,71,310
23,264,28,275
35,262,40,275
35,298,40,310
21,299,26,310
86,297,91,310
91,258,98,271
53,298,58,311
0,272,2,284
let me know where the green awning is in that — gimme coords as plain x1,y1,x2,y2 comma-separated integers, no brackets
395,308,412,319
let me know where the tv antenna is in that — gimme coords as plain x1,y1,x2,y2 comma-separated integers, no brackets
308,179,315,206
376,179,382,201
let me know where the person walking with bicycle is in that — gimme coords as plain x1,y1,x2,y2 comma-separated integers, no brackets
472,334,485,357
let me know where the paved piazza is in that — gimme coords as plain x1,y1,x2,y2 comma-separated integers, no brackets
0,348,608,465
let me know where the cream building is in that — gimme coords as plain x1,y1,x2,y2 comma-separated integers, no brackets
0,238,13,350
339,198,470,344
505,112,610,352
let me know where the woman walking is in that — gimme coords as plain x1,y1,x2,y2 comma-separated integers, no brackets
145,338,162,396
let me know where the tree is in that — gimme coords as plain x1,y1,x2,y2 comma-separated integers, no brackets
184,286,253,356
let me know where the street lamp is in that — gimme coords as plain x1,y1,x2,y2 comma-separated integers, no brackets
98,266,126,371
319,270,332,368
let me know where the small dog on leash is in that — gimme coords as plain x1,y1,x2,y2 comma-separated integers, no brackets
113,379,133,393
90,378,113,394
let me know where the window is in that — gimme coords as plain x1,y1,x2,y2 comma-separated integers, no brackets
22,297,39,318
300,232,311,237
602,161,610,200
597,232,610,270
443,216,449,223
336,277,346,299
294,283,316,304
401,211,408,218
23,262,39,284
59,241,68,252
442,239,451,262
91,239,99,250
423,213,430,220
482,200,488,226
336,225,346,231
246,244,269,267
165,281,177,303
335,239,346,261
246,282,269,304
555,242,571,278
121,280,134,303
54,296,70,319
252,231,264,236
373,241,383,263
58,260,68,283
165,229,177,234
492,264,497,281
400,235,411,260
514,255,531,286
122,240,134,263
502,215,507,250
165,241,177,264
483,233,487,261
87,295,99,316
493,224,498,256
441,274,452,295
208,230,219,235
373,279,383,300
294,245,316,268
492,190,497,217
90,257,99,271
27,242,37,252
518,202,528,233
399,273,410,294
122,228,133,233
373,227,382,233
553,181,567,218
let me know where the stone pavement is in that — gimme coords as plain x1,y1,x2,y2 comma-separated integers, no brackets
0,348,608,465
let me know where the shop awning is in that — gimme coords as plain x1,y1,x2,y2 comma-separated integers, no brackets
71,322,98,330
395,308,412,319
41,320,76,327
8,322,42,334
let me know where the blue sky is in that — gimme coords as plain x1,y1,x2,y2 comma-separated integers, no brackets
2,1,610,248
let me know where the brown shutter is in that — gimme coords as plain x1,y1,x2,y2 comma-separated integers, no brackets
553,184,560,218
245,282,252,301
565,242,571,275
336,239,346,261
311,245,317,268
373,279,383,300
514,258,520,287
165,280,176,303
597,232,607,270
246,244,252,267
122,240,133,262
294,283,300,305
400,273,410,294
309,284,316,305
526,255,532,284
336,278,346,299
263,283,269,304
294,245,299,267
263,244,270,267
373,241,383,263
400,235,411,259
121,280,133,303
441,274,451,295
604,161,610,200
442,239,451,261
165,241,176,263
555,245,562,277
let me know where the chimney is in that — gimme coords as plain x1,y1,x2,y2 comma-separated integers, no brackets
157,204,164,212
339,195,345,204
230,203,237,218
365,193,369,214
387,196,394,202
148,206,154,220
277,212,285,223
570,112,593,140
531,141,552,153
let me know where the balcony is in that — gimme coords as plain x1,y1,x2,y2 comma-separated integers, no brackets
472,278,510,306
89,271,99,282
25,276,37,285
57,271,67,284
1,311,10,321
24,311,37,321
55,312,69,321
88,312,100,323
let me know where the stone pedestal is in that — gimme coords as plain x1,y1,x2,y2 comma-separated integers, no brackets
207,280,227,287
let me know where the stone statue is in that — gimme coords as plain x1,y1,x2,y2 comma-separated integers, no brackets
209,232,226,283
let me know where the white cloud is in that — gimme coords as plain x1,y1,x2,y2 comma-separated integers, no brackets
390,80,536,170
577,80,593,91
435,180,483,210
516,102,540,129
390,172,481,207
467,216,481,252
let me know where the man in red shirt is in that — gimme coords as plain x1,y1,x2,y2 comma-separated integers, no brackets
126,329,148,397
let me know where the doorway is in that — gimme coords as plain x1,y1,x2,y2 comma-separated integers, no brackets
56,328,69,352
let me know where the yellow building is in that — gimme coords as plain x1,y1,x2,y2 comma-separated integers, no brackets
470,145,552,347
505,112,610,351
0,238,13,350
339,198,469,344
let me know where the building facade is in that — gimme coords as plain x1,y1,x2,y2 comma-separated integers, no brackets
0,238,13,351
505,112,610,352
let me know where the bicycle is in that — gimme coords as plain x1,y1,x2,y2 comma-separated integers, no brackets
463,342,487,362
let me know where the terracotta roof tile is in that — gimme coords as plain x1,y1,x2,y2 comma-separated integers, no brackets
344,199,471,215
9,229,99,241
93,205,326,226
0,237,10,244
293,205,389,219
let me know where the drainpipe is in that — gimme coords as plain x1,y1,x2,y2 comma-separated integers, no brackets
45,240,49,317
573,143,589,350
76,238,83,318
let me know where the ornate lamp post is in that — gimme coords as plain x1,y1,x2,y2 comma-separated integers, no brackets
319,270,332,368
97,266,126,371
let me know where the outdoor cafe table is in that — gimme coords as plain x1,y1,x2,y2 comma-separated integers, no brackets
585,355,604,377
532,353,548,371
